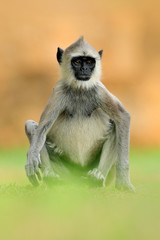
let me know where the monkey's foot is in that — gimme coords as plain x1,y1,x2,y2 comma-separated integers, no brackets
88,168,105,186
43,168,60,184
115,180,135,192
43,168,59,178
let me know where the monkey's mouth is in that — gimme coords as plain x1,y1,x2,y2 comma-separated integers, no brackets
76,75,90,81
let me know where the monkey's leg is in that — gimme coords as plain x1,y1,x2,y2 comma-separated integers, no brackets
88,132,117,187
25,120,58,184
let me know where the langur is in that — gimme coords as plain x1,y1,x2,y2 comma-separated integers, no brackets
25,36,135,191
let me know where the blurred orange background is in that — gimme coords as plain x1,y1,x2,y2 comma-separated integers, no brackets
0,0,160,147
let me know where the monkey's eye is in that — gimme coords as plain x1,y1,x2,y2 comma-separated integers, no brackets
74,60,81,65
87,60,92,65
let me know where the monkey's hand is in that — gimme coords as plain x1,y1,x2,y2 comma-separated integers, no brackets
115,167,135,192
88,168,105,186
115,179,135,192
25,150,42,186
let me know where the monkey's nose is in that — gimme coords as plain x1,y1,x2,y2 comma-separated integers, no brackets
81,66,88,72
81,62,88,70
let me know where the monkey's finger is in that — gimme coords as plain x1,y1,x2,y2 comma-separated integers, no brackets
36,171,42,181
88,168,97,176
38,161,42,169
87,170,93,175
34,165,42,181
28,175,39,186
28,175,36,186
25,164,39,186
25,164,34,176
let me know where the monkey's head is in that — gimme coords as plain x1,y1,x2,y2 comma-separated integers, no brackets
57,36,103,88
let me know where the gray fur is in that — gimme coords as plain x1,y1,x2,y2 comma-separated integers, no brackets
61,84,99,117
25,37,135,191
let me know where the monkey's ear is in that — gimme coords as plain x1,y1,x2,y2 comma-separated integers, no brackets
98,50,103,58
57,47,64,64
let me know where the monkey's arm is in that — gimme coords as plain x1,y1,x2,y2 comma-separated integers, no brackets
25,87,65,185
102,87,134,190
89,85,134,191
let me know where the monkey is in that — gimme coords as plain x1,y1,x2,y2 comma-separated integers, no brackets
25,36,135,191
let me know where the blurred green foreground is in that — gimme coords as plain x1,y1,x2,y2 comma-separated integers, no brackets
0,148,160,240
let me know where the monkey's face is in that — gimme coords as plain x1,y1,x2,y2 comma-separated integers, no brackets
57,37,103,87
71,56,96,81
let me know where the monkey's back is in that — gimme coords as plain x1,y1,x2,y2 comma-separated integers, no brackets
47,108,111,167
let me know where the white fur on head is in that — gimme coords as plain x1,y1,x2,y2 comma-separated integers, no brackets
60,36,102,89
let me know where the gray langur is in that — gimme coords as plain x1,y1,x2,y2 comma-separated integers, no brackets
25,36,135,191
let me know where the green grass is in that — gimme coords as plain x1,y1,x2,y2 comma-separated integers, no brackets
0,147,160,240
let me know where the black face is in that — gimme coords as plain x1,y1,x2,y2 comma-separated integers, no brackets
71,56,96,81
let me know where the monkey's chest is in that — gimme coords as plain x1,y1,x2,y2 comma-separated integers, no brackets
47,109,110,167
